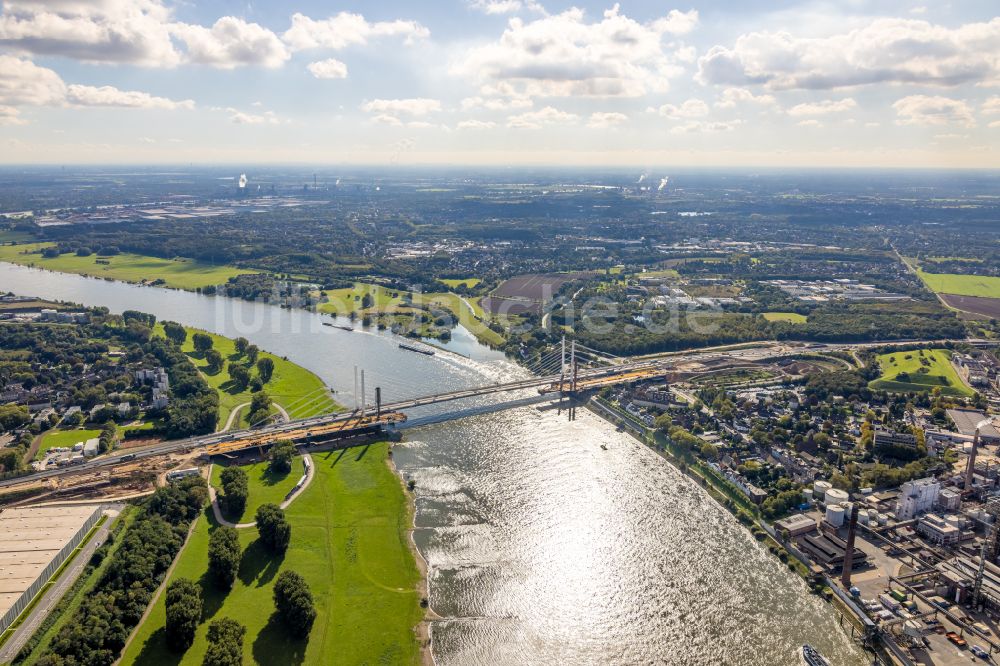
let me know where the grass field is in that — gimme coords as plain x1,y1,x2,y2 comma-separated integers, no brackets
121,444,423,666
36,428,102,459
762,312,807,323
915,269,1000,299
869,348,974,397
0,242,257,290
165,326,339,429
437,277,481,289
210,460,300,524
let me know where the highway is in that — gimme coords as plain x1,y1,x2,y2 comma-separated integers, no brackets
0,338,985,490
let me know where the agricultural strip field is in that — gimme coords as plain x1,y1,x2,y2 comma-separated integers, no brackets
939,294,1000,319
762,312,807,323
0,242,257,290
915,269,1000,299
869,348,974,397
121,444,424,666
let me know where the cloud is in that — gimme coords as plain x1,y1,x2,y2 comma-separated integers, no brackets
697,17,1000,90
307,58,348,79
212,106,282,124
66,84,194,109
715,87,775,109
787,98,856,116
990,120,1000,128
655,98,710,119
669,119,742,134
460,96,532,111
453,6,698,99
507,105,578,128
892,95,975,126
0,55,193,118
468,0,547,15
983,96,1000,115
0,55,65,106
0,105,24,125
361,98,441,116
797,119,823,127
0,0,181,67
171,17,289,69
457,119,497,129
587,111,627,128
370,114,403,126
283,12,428,51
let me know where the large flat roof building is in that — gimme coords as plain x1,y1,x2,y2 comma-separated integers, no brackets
0,505,102,633
947,409,1000,445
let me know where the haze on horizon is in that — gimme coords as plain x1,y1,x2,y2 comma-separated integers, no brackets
0,0,997,168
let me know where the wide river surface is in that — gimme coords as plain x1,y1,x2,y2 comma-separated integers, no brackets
1,263,868,665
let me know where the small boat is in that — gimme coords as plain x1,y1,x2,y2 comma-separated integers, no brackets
600,444,608,451
800,645,831,666
322,322,354,332
399,342,435,356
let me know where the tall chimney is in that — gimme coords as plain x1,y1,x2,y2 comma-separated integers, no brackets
967,428,981,491
841,504,859,587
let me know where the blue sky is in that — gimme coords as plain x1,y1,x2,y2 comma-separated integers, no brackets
0,0,997,166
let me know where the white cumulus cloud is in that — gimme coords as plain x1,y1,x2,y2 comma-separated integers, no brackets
457,119,497,129
655,98,710,119
715,87,775,109
361,98,441,116
66,84,194,109
283,12,429,51
454,6,699,99
468,0,547,15
669,119,742,134
307,58,348,79
460,96,532,111
787,98,856,116
507,106,578,128
983,96,1000,115
171,17,289,69
587,111,628,128
697,17,1000,90
892,95,976,126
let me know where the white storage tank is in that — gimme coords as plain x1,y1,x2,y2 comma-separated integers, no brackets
878,513,888,526
803,489,814,502
825,488,849,506
814,480,833,496
826,504,846,528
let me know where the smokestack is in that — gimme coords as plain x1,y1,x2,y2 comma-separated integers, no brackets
841,504,859,587
375,387,381,419
354,366,359,412
360,370,366,418
967,428,981,491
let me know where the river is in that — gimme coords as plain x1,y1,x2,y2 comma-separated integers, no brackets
0,262,869,665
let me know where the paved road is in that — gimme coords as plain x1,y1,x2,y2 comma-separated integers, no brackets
207,453,314,529
0,505,122,663
1,337,989,491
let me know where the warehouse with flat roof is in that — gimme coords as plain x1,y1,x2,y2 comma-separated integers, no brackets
0,505,102,633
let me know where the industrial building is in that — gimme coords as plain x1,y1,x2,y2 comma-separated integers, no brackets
0,505,102,633
946,409,1000,445
916,513,964,546
775,513,818,537
797,530,869,570
895,477,940,520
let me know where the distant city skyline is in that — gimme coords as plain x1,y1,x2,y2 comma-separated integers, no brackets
0,0,998,167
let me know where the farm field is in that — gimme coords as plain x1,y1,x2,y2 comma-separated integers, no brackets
869,348,973,397
762,312,807,323
0,242,257,290
915,269,1000,299
162,325,339,429
121,444,424,666
939,294,1000,319
437,277,481,289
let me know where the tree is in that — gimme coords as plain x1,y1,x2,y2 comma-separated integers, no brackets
361,292,374,309
205,349,224,373
227,364,250,389
203,618,245,666
219,467,248,519
256,357,274,383
192,333,213,353
245,345,259,364
166,578,202,651
247,390,271,427
0,404,30,431
163,321,187,346
268,440,296,475
255,503,291,554
273,570,316,638
208,526,241,590
234,337,249,356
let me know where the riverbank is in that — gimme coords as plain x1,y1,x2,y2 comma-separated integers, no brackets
120,443,426,665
